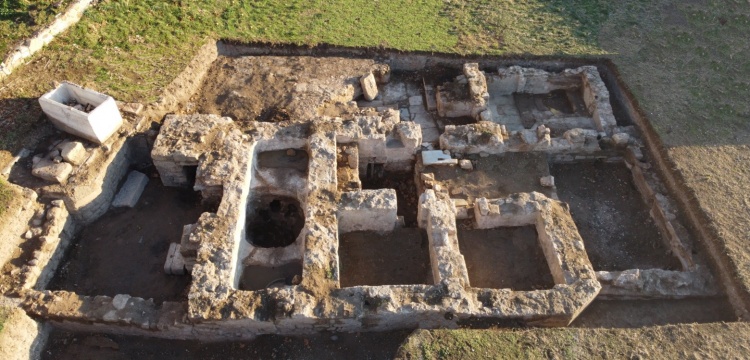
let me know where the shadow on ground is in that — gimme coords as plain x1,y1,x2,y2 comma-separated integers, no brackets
42,328,414,360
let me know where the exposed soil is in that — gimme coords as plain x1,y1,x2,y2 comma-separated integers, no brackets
46,181,208,303
457,225,554,291
245,195,304,248
42,328,414,360
361,170,420,227
257,149,309,172
573,298,737,328
339,228,432,287
430,152,553,203
239,261,303,291
192,56,376,123
551,161,682,271
514,89,589,128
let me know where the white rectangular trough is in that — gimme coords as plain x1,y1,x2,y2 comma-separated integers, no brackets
39,82,123,144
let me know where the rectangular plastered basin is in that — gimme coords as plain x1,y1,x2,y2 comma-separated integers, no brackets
39,81,123,144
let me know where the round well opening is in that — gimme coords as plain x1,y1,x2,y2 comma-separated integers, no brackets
246,195,304,248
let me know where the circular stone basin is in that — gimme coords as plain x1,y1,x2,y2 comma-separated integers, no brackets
246,195,304,248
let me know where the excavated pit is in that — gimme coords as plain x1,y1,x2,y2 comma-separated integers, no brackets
551,161,682,271
244,195,304,248
238,262,303,291
235,147,309,291
13,45,744,351
457,224,554,291
47,179,208,303
339,228,432,287
426,152,554,204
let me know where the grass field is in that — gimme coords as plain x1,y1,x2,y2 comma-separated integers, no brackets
0,0,72,56
1,1,750,356
397,324,750,359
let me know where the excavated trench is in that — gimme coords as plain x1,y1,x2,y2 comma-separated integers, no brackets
45,156,212,303
11,44,743,357
551,161,682,271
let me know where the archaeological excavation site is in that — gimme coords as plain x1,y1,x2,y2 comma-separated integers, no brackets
0,42,744,352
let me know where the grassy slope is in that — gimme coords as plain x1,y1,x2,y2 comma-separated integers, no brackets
398,323,750,359
0,0,72,56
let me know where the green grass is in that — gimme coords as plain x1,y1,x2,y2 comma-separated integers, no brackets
0,177,12,219
446,0,612,55
399,325,750,359
0,0,72,56
2,0,617,102
0,306,8,334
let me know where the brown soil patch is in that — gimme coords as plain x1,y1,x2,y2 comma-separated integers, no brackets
191,56,376,123
339,228,432,287
430,152,553,204
457,225,554,291
551,161,681,271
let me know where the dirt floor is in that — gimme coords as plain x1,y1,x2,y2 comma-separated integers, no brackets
46,180,208,303
551,161,682,271
338,228,432,287
572,298,736,328
42,327,414,360
514,89,590,129
429,152,554,204
257,148,309,172
239,262,303,291
456,225,554,291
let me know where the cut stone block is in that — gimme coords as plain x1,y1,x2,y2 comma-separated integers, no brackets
112,171,149,208
338,189,398,233
371,64,391,84
164,243,186,275
540,175,555,187
422,150,458,166
612,133,630,148
360,72,379,101
117,102,144,115
59,140,87,165
31,158,72,183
